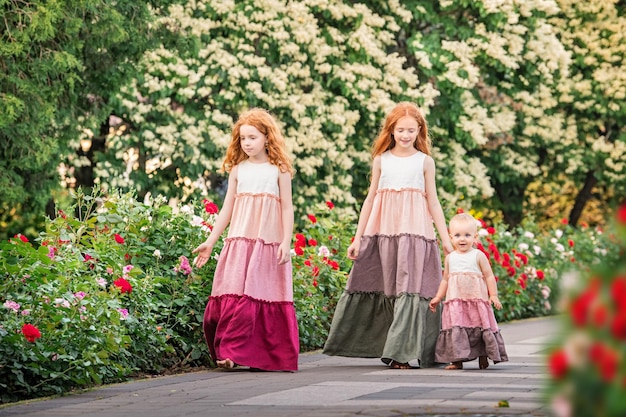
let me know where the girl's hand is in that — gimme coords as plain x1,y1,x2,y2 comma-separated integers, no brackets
347,239,360,260
277,242,291,265
192,241,214,268
490,295,502,310
429,297,441,312
443,241,454,256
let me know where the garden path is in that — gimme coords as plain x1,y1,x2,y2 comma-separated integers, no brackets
0,316,559,417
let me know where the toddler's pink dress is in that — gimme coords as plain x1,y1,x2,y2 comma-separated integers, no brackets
435,249,508,365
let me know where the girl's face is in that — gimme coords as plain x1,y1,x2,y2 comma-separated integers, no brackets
393,116,420,151
449,220,477,253
239,124,267,160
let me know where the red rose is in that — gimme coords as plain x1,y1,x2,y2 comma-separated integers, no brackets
295,233,306,248
295,246,304,256
22,324,41,343
456,208,464,214
312,266,320,277
486,227,496,235
204,201,219,214
548,349,568,379
592,304,608,327
114,233,125,244
307,214,317,224
326,201,334,209
517,278,527,289
308,239,317,247
561,218,568,225
568,239,574,248
536,270,545,280
327,260,339,270
514,253,528,265
312,279,318,287
113,277,132,294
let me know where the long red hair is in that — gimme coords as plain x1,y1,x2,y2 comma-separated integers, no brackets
222,108,294,175
371,102,431,157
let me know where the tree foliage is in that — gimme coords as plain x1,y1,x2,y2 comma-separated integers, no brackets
3,0,624,237
0,0,170,239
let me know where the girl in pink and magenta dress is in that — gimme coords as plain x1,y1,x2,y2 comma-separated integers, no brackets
192,108,299,371
429,213,508,370
323,102,453,369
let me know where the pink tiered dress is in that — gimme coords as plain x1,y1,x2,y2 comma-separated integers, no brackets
323,151,443,367
202,160,299,371
435,249,508,364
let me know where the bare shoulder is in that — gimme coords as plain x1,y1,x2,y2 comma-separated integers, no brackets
475,248,487,259
423,154,435,168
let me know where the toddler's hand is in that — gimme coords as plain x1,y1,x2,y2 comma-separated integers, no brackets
429,297,440,313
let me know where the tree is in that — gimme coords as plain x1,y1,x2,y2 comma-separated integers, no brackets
0,0,171,239
78,0,567,226
548,0,626,226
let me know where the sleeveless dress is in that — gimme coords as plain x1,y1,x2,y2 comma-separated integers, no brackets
202,160,299,371
323,150,443,367
435,249,508,364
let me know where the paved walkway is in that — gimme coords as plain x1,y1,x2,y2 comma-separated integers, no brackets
0,316,559,417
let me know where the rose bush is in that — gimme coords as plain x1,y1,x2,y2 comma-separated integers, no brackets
545,203,626,417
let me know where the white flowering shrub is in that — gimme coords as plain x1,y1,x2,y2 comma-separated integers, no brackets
60,0,624,229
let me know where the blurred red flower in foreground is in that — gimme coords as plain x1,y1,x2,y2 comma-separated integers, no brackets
548,349,568,379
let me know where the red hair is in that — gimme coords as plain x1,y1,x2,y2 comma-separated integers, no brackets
371,102,431,157
222,108,294,175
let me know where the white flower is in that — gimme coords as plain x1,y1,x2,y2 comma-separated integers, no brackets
555,229,563,238
555,243,565,252
96,278,107,288
478,229,489,237
524,231,534,239
318,245,331,257
518,243,529,251
153,249,162,258
533,245,542,255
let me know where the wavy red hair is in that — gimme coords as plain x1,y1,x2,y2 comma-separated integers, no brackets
371,102,431,157
222,108,294,175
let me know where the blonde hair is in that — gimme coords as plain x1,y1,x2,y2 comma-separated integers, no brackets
371,102,431,157
449,213,478,232
222,108,294,175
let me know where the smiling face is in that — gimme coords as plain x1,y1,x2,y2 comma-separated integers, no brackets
239,124,268,161
449,217,478,253
392,116,420,153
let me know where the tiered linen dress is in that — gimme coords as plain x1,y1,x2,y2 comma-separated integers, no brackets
323,151,443,367
203,160,299,371
435,249,508,365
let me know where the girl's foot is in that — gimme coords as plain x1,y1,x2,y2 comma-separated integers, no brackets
444,361,463,370
479,356,489,370
216,358,236,369
389,360,411,369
